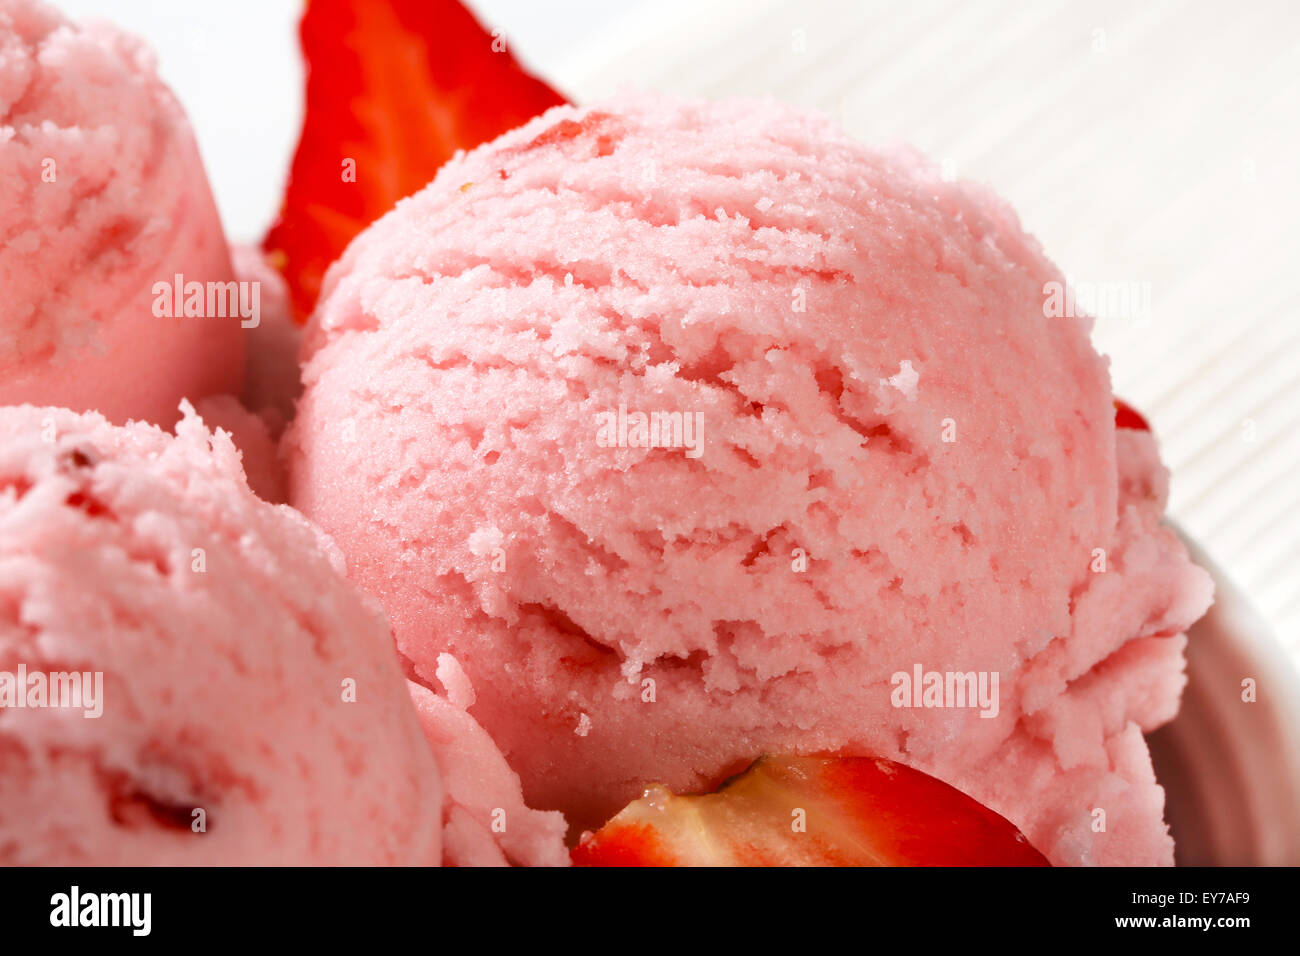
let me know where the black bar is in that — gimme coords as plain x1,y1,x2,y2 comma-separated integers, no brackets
0,865,1278,942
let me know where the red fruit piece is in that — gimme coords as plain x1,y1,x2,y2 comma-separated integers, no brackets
1113,398,1151,431
572,755,1050,867
263,0,567,321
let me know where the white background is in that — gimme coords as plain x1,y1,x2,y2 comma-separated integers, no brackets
57,0,1300,659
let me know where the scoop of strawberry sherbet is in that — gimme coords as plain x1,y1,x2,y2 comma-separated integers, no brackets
0,0,243,424
0,403,565,865
286,94,1212,865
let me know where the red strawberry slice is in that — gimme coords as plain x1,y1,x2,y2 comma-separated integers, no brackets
263,0,567,321
1113,398,1151,431
572,755,1050,867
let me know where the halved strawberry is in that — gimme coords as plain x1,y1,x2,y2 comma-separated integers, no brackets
263,0,567,320
1113,398,1151,431
572,755,1049,867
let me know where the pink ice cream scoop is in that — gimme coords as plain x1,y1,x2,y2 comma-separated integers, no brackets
286,94,1213,865
0,403,565,865
0,0,243,425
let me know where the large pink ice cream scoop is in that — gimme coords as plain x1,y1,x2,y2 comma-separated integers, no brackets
286,94,1213,865
0,403,565,865
0,0,243,425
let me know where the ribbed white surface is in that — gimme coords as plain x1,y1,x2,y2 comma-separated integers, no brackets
560,0,1300,658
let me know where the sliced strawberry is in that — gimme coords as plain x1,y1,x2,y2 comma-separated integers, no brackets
1113,398,1151,431
263,0,567,320
572,755,1049,867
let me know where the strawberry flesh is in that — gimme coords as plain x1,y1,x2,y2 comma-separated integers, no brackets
572,755,1050,867
263,0,567,320
1113,398,1151,431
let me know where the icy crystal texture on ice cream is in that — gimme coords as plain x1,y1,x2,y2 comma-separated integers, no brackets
287,94,1213,865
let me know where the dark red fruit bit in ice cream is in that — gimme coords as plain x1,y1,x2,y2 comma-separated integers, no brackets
263,0,568,321
572,754,1050,867
104,773,199,832
1113,398,1151,431
64,490,111,519
1,476,33,501
60,447,97,470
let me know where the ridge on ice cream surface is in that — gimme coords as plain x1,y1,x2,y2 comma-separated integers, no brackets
287,93,1213,865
